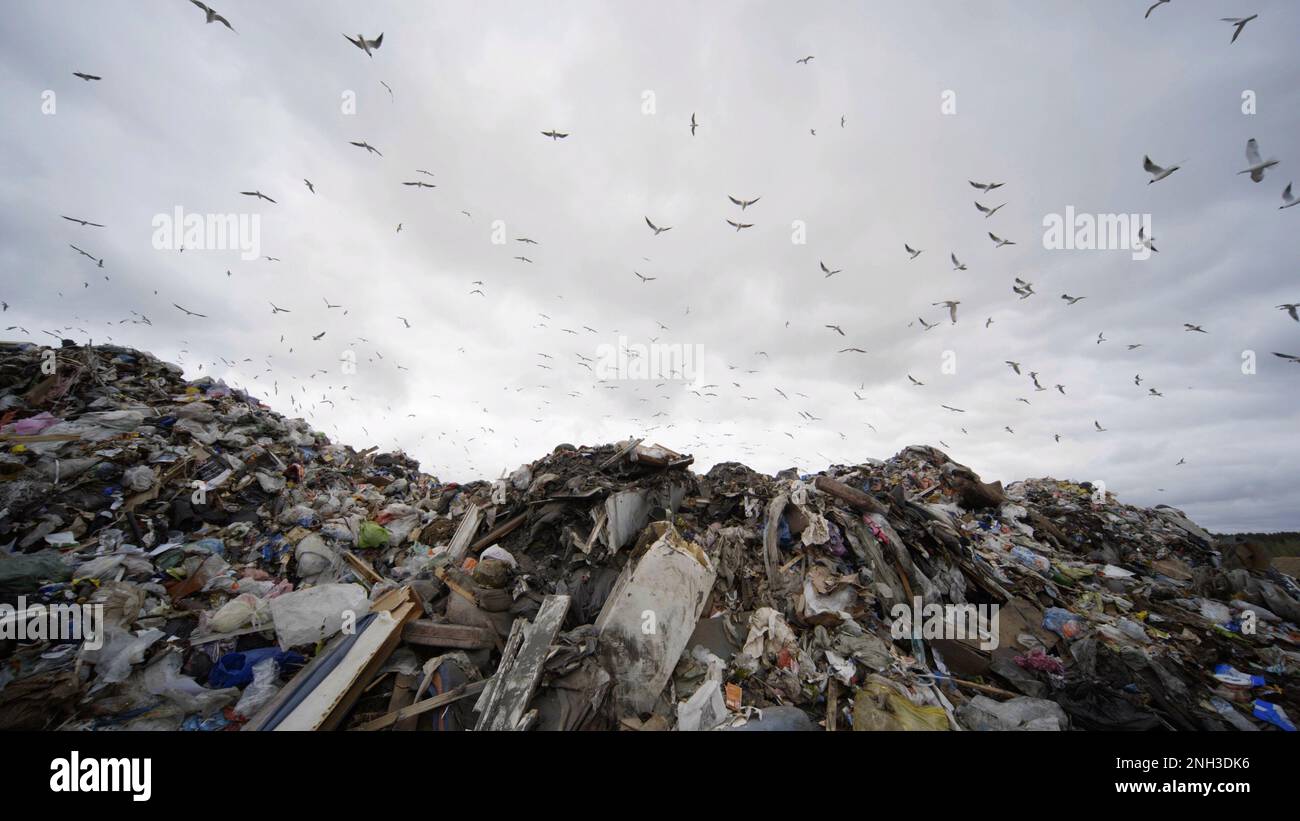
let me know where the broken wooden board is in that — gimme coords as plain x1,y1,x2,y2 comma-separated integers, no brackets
342,550,384,586
402,620,495,650
473,594,570,731
813,475,888,515
355,679,489,731
271,586,422,731
446,504,484,564
468,511,526,555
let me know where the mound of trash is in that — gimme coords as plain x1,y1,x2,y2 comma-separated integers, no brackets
0,342,1295,732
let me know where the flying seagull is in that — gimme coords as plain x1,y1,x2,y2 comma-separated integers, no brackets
68,244,101,265
1238,138,1278,182
1005,361,1022,375
303,179,314,194
403,180,436,188
1013,277,1035,298
795,55,814,64
61,215,104,227
72,72,101,81
825,324,845,336
1184,323,1207,333
1145,0,1170,18
269,302,291,314
932,301,960,324
190,1,235,32
1281,183,1299,209
344,32,383,56
1094,420,1107,432
905,244,923,260
820,261,842,278
974,201,1006,218
1143,155,1180,183
634,271,657,283
907,374,924,386
645,217,672,235
541,130,569,140
398,316,411,328
240,190,276,203
728,195,761,209
726,219,753,232
988,232,1015,248
349,140,382,156
690,113,698,136
1138,225,1157,252
1221,14,1258,43
917,317,937,331
839,347,867,354
1061,294,1086,305
969,180,1004,193
950,253,967,271
312,331,326,341
1278,303,1300,322
1272,352,1300,363
173,303,206,318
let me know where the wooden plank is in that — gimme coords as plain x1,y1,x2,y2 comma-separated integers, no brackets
826,679,840,732
402,620,495,650
318,596,421,731
387,672,418,731
468,512,527,555
342,550,384,586
762,493,788,593
354,679,490,731
272,588,422,731
813,475,889,515
446,505,484,565
273,611,401,731
597,438,642,471
474,594,570,731
473,618,526,718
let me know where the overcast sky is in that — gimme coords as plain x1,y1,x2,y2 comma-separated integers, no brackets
2,1,1298,532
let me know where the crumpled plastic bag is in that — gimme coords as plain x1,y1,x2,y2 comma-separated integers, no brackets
84,627,165,686
233,657,282,719
122,465,157,492
852,677,949,731
957,694,1068,731
141,649,238,716
0,549,72,593
208,593,271,633
294,533,337,583
743,607,798,662
358,521,390,550
676,650,728,731
269,583,369,649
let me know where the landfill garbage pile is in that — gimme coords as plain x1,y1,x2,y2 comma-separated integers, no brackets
0,342,1296,732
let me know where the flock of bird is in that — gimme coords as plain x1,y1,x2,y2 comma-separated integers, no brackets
11,4,1299,488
